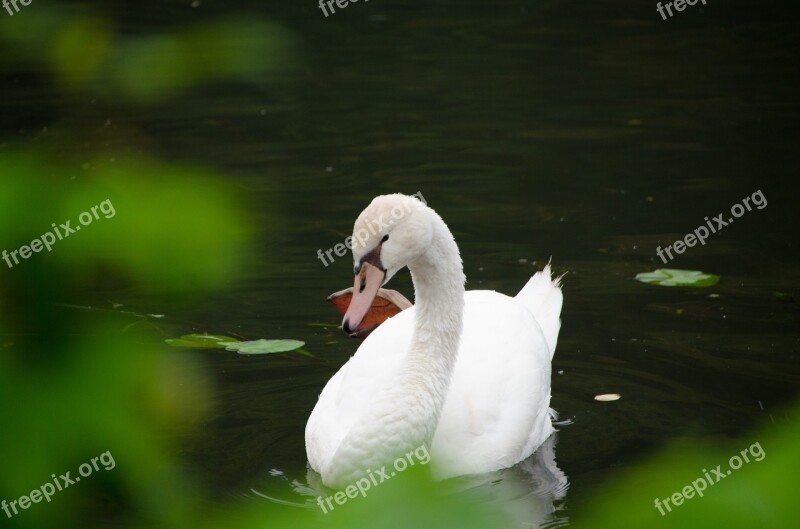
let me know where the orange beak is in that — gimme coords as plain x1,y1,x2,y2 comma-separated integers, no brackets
342,262,385,335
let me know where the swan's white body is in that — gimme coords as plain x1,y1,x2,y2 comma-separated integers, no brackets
305,194,563,487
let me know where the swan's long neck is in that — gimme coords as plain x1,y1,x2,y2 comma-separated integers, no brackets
326,211,465,486
403,217,466,428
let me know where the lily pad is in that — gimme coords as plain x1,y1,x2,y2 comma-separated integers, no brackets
225,339,305,355
165,334,240,349
635,268,720,287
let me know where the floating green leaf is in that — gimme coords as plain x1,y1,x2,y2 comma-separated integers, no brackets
635,268,720,287
166,335,307,355
165,334,240,349
224,339,305,355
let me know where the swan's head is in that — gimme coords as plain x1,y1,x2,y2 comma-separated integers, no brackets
342,193,430,335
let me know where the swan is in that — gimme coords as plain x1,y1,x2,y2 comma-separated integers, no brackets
305,193,563,488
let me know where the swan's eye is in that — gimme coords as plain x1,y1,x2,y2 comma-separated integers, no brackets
381,234,389,243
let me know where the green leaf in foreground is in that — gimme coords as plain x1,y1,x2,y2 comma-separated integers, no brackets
225,339,305,355
165,334,241,348
635,268,720,287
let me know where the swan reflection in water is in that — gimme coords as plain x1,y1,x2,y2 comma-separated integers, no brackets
442,433,570,528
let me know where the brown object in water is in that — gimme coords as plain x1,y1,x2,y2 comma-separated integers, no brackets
327,287,412,338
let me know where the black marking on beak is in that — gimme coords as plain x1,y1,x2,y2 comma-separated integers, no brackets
356,242,386,275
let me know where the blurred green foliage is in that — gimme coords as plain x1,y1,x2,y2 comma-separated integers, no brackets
0,4,298,528
0,149,246,527
0,8,297,104
575,402,800,528
0,153,250,292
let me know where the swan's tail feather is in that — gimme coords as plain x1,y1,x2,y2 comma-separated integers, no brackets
515,263,563,358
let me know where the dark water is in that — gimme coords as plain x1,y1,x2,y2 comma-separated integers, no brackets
4,0,799,525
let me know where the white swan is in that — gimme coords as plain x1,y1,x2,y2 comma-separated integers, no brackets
305,193,563,488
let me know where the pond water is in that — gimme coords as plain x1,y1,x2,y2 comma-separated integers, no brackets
3,0,798,526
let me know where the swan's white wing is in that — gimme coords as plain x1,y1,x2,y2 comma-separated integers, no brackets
307,275,561,479
432,290,554,478
305,308,414,473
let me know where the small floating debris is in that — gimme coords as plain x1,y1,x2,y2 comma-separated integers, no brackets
594,393,621,402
